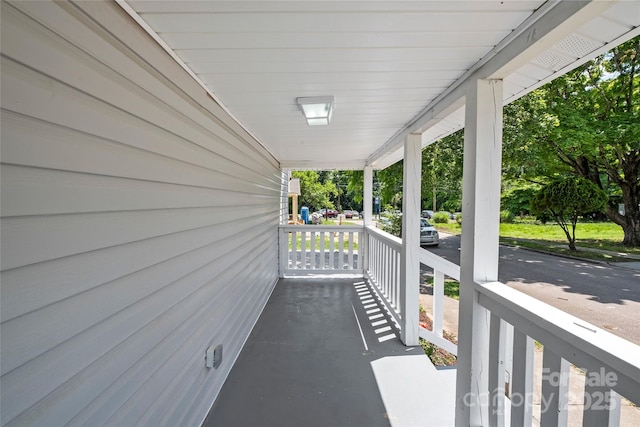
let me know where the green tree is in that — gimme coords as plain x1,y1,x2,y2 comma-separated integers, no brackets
292,171,337,212
331,170,352,211
530,177,607,250
503,36,640,246
501,181,541,216
344,170,364,210
380,208,402,237
372,130,464,215
377,161,403,209
422,130,464,212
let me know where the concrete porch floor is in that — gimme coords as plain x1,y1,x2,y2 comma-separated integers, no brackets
203,277,455,427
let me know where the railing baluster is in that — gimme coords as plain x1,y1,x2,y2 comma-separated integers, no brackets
370,234,375,276
489,314,507,427
541,348,569,427
329,230,335,269
348,231,354,269
310,231,316,269
583,373,621,427
338,232,345,269
394,250,400,312
511,330,534,427
381,240,384,290
279,227,286,276
385,245,390,296
376,239,379,280
319,231,325,269
301,232,307,270
388,246,393,305
433,269,444,336
386,248,390,309
291,231,297,270
357,231,363,269
379,244,385,293
608,391,622,427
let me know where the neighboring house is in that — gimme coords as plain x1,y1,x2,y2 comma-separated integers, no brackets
1,1,638,426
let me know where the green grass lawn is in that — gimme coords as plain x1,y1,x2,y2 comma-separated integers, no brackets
322,219,358,226
435,221,640,261
422,276,460,299
499,222,621,242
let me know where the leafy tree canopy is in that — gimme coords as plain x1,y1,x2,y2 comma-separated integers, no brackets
530,176,607,250
292,170,337,212
503,35,640,246
422,130,464,212
501,181,541,216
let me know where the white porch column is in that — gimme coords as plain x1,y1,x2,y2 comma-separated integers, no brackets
400,133,421,346
455,79,503,427
363,166,373,227
363,166,373,272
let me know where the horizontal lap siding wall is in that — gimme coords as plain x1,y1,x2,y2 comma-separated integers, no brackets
0,1,281,425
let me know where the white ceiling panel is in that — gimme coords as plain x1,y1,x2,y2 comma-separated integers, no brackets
122,0,639,170
187,60,474,74
160,31,507,50
174,47,489,63
140,12,532,34
129,1,545,14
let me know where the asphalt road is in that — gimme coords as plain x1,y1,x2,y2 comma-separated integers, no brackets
424,233,640,345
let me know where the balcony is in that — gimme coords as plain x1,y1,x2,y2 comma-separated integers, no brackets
206,225,640,426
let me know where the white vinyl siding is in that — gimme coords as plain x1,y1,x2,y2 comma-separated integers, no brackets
0,1,280,426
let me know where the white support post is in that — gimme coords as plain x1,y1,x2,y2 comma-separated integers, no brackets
455,79,503,427
364,166,373,227
400,133,422,346
363,166,373,272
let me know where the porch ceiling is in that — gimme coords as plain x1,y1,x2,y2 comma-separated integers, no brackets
122,1,639,170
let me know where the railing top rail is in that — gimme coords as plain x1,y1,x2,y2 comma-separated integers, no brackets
418,248,460,280
280,224,364,232
365,225,402,250
476,280,640,403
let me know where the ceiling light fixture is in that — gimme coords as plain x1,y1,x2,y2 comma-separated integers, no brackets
296,96,334,126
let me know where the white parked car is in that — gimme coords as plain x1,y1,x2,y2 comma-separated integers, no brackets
420,218,439,246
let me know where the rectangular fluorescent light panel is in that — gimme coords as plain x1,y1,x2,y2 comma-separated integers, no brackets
297,96,334,126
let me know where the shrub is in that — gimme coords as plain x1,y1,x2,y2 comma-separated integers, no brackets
432,212,450,223
500,210,515,223
501,183,541,216
531,176,607,250
380,211,402,237
455,213,462,224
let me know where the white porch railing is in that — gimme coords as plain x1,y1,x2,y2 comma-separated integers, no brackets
364,225,639,426
279,225,363,276
365,227,402,326
281,224,640,426
476,281,640,427
418,248,459,356
365,226,459,356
